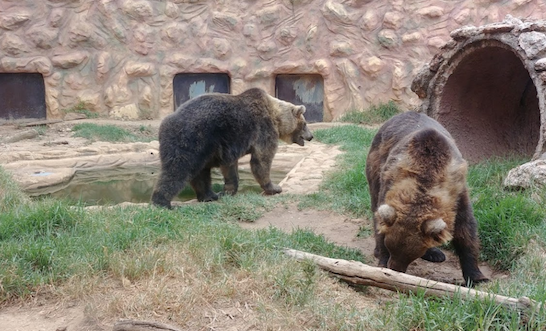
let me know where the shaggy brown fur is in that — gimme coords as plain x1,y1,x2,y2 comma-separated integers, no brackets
151,88,313,209
366,112,488,285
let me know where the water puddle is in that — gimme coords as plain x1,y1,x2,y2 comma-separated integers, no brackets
28,166,288,206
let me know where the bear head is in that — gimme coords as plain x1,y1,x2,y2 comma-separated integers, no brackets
267,95,313,146
375,128,467,273
376,203,453,272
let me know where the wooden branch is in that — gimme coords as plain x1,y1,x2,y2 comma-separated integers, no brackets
21,119,63,127
284,248,541,312
113,319,182,331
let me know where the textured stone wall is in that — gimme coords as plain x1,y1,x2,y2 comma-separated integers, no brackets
1,0,545,120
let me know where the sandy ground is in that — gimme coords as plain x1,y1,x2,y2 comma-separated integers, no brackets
0,119,502,331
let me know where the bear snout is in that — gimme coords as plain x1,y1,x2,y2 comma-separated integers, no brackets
302,130,314,142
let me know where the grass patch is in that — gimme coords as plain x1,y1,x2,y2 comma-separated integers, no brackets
337,101,400,125
2,121,546,329
468,158,546,270
71,123,153,142
64,101,99,119
300,124,377,218
0,172,364,303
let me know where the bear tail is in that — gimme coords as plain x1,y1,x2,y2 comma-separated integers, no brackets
408,128,451,173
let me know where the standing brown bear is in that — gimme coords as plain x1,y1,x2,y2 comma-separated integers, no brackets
366,111,488,285
151,88,313,209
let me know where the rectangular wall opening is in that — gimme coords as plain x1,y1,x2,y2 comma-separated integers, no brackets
275,74,324,123
0,73,46,120
173,73,230,111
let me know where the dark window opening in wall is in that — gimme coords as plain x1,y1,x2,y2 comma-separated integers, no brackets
173,73,230,111
0,73,46,120
275,74,324,123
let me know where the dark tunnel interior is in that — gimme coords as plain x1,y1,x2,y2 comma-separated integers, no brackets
437,45,540,162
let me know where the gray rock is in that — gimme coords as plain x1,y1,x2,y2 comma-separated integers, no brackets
519,31,546,59
504,159,546,190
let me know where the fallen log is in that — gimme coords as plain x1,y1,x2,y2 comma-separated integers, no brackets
283,248,541,312
21,119,63,127
113,319,182,331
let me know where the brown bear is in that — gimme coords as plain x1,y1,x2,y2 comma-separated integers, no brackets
365,111,488,285
151,88,313,209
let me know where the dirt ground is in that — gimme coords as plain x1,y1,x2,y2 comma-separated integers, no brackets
0,119,502,331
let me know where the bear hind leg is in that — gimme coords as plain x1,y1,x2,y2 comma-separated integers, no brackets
190,168,219,202
421,247,446,262
220,163,239,196
151,171,187,209
250,153,281,195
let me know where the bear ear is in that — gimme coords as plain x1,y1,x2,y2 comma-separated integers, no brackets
292,105,306,117
376,204,396,228
422,218,452,244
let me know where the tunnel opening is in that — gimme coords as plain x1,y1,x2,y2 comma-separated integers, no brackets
436,43,540,162
0,73,46,120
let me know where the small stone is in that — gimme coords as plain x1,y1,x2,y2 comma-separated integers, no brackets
427,36,447,49
51,51,89,69
122,0,154,22
417,6,444,18
360,56,385,77
450,26,478,41
212,12,239,31
383,11,404,30
411,65,434,98
504,159,546,190
330,40,353,57
517,21,546,33
402,32,422,43
124,61,155,77
0,10,31,30
377,29,398,49
482,23,515,34
519,31,546,59
534,58,546,71
502,14,523,26
1,33,29,56
211,38,231,60
428,53,445,72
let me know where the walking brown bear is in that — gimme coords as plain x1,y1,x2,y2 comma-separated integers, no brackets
151,88,313,209
365,111,489,285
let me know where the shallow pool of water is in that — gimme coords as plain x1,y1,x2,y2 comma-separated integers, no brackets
29,166,288,205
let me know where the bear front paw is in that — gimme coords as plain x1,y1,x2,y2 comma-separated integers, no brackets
151,193,172,209
262,183,282,195
421,247,446,263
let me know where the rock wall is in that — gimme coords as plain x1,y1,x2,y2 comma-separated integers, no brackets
1,0,545,120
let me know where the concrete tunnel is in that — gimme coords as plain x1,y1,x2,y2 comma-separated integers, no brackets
412,16,546,163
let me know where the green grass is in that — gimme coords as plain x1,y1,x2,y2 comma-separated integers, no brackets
0,167,29,213
337,101,400,125
468,158,546,270
72,123,153,142
299,124,376,219
64,101,99,118
2,119,546,329
0,183,364,302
